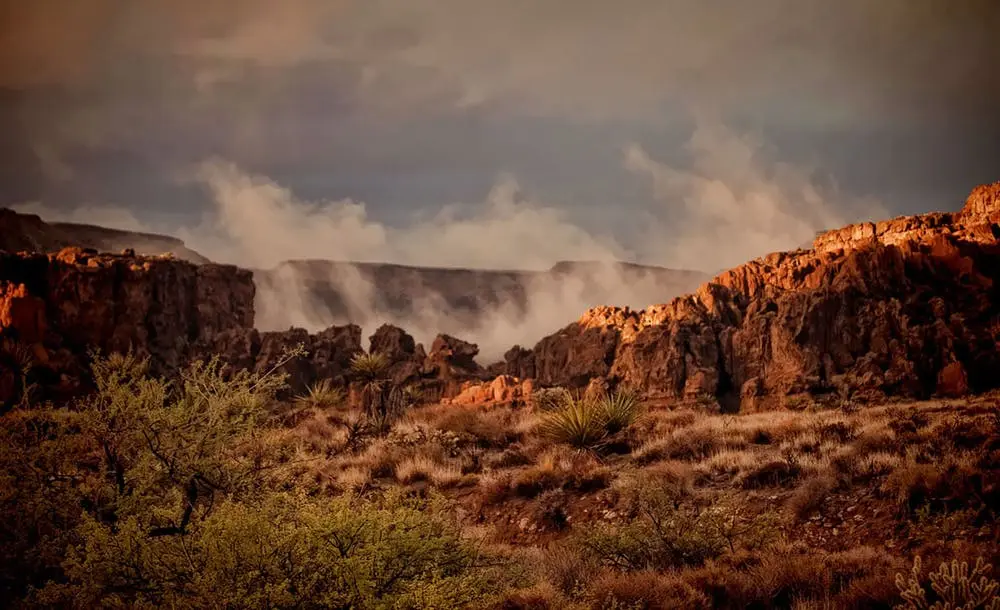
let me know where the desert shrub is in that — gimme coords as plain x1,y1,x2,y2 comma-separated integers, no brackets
786,474,836,521
350,351,390,382
719,545,900,609
883,455,990,517
895,556,999,610
616,461,695,505
35,490,501,609
294,378,345,409
4,349,504,608
486,446,534,470
395,455,464,488
577,490,778,572
541,544,599,598
739,457,804,488
597,390,644,435
540,391,644,451
641,426,720,463
436,407,522,449
540,398,609,450
0,403,89,604
491,583,563,610
482,452,610,504
587,570,711,610
533,490,571,531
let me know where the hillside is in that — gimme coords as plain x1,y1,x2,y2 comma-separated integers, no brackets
1,184,999,609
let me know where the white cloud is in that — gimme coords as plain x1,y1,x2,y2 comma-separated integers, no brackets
625,119,887,271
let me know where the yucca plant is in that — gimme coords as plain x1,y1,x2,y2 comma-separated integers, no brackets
294,378,345,409
350,352,389,385
363,384,409,436
540,398,608,450
596,389,644,435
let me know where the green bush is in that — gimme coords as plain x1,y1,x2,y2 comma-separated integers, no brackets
351,352,390,383
540,398,609,450
595,390,644,435
36,490,500,609
1,349,505,608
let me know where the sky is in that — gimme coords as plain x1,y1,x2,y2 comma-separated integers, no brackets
2,0,999,273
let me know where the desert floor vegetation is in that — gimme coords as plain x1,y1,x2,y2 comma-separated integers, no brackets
1,354,998,608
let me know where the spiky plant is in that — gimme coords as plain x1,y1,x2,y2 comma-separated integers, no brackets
597,389,644,435
895,556,1000,610
1,338,35,374
364,384,408,436
540,398,608,451
350,352,389,385
294,378,345,409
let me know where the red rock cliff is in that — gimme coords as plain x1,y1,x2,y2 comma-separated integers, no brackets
507,183,1000,409
0,248,256,403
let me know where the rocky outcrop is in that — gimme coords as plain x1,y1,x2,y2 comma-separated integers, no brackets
0,247,369,404
364,325,489,401
444,375,534,407
0,248,253,372
509,183,1000,410
0,248,253,405
0,246,494,406
0,208,208,263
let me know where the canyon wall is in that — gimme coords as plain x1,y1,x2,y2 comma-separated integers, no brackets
0,247,490,407
2,183,998,411
492,183,1000,410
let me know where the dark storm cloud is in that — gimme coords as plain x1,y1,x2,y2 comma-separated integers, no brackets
1,0,998,253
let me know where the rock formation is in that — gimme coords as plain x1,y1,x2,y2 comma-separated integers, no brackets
3,182,999,411
501,183,1000,410
0,247,490,406
0,208,209,263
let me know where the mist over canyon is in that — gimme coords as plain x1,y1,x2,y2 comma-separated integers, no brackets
9,119,891,359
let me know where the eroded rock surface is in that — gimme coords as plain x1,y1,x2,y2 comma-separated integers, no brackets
511,183,1000,410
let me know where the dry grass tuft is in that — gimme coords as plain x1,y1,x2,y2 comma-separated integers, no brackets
394,455,465,488
589,570,712,609
786,474,836,521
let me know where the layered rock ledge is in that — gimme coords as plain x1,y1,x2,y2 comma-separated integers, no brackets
485,182,1000,410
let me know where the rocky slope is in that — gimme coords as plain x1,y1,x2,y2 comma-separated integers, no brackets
490,183,1000,410
0,247,254,404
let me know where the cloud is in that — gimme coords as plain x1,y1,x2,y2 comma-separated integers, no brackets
184,158,625,270
13,119,887,358
4,1,997,121
624,119,887,271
